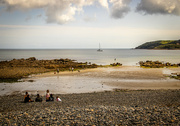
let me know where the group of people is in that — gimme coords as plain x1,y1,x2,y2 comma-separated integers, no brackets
24,90,62,103
46,90,62,102
69,67,74,72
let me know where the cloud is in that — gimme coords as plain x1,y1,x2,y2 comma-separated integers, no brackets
136,0,180,16
83,14,97,22
1,0,180,24
0,0,131,24
0,0,95,24
98,0,109,9
109,0,132,19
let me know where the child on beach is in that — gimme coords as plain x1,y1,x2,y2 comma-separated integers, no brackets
35,94,42,102
49,94,54,101
46,90,50,102
56,96,62,102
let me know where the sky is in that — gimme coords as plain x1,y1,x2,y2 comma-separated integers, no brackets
0,0,180,49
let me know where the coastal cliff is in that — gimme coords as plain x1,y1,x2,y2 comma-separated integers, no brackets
135,40,180,49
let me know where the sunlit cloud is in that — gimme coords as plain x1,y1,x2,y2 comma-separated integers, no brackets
0,0,180,24
0,0,131,24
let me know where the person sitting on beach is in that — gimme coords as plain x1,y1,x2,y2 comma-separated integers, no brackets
46,90,50,102
35,94,42,102
56,96,62,102
49,94,54,101
24,92,28,102
24,95,33,103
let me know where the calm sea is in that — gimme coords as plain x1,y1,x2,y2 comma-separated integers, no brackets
0,49,180,66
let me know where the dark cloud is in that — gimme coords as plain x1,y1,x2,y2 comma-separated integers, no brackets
136,0,180,16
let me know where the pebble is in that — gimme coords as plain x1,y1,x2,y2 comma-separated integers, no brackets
0,90,180,125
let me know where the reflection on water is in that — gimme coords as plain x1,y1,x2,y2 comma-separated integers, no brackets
1,72,179,96
0,75,114,96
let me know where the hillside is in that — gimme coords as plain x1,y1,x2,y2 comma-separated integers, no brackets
135,40,180,49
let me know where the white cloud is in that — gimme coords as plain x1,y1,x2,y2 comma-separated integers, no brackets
136,0,180,16
0,0,95,24
1,0,180,25
83,14,97,22
98,0,109,9
0,0,134,24
109,0,132,19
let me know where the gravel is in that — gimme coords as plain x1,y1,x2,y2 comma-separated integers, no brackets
0,89,180,125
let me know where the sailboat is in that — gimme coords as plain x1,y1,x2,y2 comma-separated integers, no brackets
97,43,103,52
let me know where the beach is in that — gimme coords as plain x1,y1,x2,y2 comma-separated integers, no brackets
0,90,180,125
0,66,180,125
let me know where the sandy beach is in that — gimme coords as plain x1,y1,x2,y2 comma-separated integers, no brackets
1,66,180,96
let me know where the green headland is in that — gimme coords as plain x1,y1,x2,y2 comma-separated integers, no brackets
135,39,180,49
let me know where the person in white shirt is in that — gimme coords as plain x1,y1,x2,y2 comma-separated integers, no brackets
56,96,62,102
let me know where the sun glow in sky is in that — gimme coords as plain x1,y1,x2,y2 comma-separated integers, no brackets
0,0,180,49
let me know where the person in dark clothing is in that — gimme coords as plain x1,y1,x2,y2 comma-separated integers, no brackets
49,94,54,101
24,92,28,102
35,94,42,102
24,95,33,103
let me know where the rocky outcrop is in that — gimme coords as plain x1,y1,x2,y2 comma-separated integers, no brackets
0,57,98,70
139,60,180,68
0,57,99,82
110,62,122,66
170,73,180,80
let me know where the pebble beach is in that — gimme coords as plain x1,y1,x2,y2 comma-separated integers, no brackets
0,90,180,125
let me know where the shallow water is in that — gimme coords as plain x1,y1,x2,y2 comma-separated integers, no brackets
0,75,114,96
1,71,179,96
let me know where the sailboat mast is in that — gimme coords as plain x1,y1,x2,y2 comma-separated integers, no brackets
97,43,103,52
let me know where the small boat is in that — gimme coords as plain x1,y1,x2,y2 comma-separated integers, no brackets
97,43,103,52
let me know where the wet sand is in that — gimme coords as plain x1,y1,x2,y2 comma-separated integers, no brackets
0,66,180,96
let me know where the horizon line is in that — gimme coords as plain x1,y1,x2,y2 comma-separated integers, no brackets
0,48,134,50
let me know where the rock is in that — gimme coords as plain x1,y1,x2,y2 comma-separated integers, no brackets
26,57,36,61
139,60,179,68
110,62,122,66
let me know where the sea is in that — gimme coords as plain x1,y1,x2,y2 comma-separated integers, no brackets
0,49,180,66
